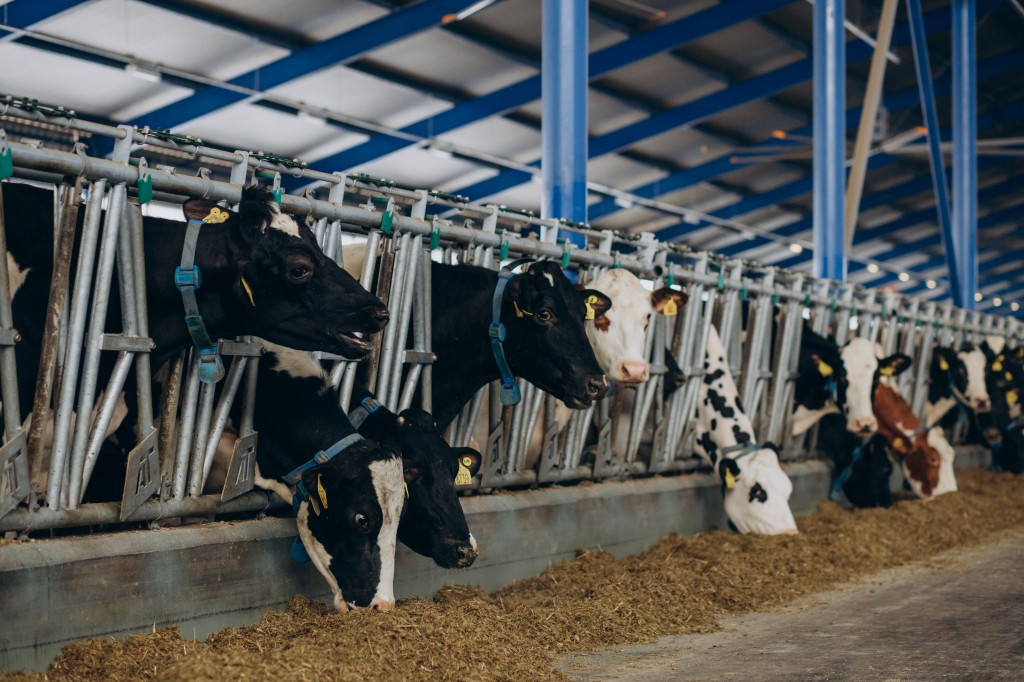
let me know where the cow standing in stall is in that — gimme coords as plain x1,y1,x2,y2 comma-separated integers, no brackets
3,181,389,503
582,269,798,535
979,338,1024,473
220,344,482,611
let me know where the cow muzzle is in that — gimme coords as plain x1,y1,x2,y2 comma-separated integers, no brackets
851,416,877,434
368,597,395,612
616,361,649,385
436,538,478,568
972,397,991,413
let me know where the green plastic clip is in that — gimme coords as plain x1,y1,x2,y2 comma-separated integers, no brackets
772,291,780,306
741,285,747,301
561,249,571,269
716,267,725,290
831,297,838,311
136,174,153,204
379,210,394,235
0,147,12,180
804,294,812,308
430,227,441,251
667,272,675,287
271,188,282,207
500,240,509,261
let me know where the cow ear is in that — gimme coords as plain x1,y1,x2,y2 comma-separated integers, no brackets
879,353,912,377
718,458,740,490
651,287,686,317
454,448,482,479
578,289,611,320
182,199,232,224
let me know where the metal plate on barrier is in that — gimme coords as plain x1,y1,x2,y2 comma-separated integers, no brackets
483,424,504,485
0,431,28,519
120,429,159,520
594,418,613,476
221,431,258,501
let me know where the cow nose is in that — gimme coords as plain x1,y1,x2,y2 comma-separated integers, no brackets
456,543,478,568
366,304,390,329
586,375,609,400
973,398,991,412
855,417,876,434
618,361,649,384
368,597,395,612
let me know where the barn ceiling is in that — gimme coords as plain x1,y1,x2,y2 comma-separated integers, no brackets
1,0,1023,312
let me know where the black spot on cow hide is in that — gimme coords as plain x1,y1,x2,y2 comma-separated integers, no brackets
732,425,751,444
698,432,718,462
749,482,768,504
704,368,725,385
710,418,718,432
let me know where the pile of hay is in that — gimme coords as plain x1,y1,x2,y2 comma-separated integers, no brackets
5,468,1023,682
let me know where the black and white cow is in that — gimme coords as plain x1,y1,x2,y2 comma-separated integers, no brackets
429,260,610,426
979,338,1024,474
924,346,970,429
581,269,796,534
792,325,906,507
3,181,388,425
221,343,484,610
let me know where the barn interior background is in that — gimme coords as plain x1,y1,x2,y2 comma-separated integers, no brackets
1,0,1022,672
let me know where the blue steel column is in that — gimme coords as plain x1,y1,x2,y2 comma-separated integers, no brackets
952,0,977,310
906,0,961,306
813,0,847,280
542,0,588,234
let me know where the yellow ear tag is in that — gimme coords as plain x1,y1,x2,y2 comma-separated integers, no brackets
1006,371,1014,382
817,360,833,377
892,437,903,449
1008,389,1019,406
662,298,678,317
584,295,599,321
880,366,895,376
939,358,950,371
513,301,533,318
316,473,329,510
724,469,736,490
404,482,410,499
455,461,473,486
993,361,1003,372
202,207,230,224
240,275,256,307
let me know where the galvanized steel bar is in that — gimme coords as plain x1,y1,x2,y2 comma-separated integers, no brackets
952,0,978,311
813,0,847,280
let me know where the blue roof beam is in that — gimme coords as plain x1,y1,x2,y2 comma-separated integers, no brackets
0,0,93,41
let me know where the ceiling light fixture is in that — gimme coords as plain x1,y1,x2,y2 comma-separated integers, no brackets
867,263,879,273
124,60,161,83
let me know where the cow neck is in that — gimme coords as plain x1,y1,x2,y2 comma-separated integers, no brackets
144,219,237,371
431,263,512,427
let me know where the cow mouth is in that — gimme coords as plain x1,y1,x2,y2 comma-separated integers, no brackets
563,395,593,409
334,331,371,358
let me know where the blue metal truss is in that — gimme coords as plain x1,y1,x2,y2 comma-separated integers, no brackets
130,0,483,130
302,0,797,175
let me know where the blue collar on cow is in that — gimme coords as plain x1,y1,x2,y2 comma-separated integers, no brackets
721,442,760,457
174,219,226,384
283,432,365,564
830,444,863,505
348,395,381,431
489,267,522,406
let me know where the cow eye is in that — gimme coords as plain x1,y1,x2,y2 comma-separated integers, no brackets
353,513,371,533
643,314,651,330
286,258,314,284
536,309,553,323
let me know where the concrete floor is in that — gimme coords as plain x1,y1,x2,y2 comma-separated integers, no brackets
560,528,1024,681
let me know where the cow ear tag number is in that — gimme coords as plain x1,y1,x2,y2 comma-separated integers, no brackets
584,295,600,321
455,457,474,486
817,360,833,377
939,358,950,371
203,207,230,224
662,298,678,317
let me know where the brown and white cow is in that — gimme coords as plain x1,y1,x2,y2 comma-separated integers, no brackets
873,380,950,498
585,269,797,535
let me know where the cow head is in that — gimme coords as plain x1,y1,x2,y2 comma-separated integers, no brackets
582,269,686,385
294,443,405,612
839,434,894,509
718,447,798,535
359,405,482,568
931,347,968,397
502,260,610,408
992,423,1024,474
873,382,941,498
182,187,388,358
957,343,991,413
795,324,847,412
840,338,911,435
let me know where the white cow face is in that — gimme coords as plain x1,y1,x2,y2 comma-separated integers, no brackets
958,345,992,413
839,338,911,435
927,427,958,496
721,449,798,535
584,269,685,384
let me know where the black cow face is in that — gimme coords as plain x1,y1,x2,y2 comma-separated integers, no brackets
296,442,405,611
931,347,968,395
981,350,1024,449
842,435,894,509
502,261,610,408
368,407,482,568
795,324,847,410
182,187,388,358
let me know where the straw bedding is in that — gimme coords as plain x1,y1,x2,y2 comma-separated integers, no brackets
5,468,1023,681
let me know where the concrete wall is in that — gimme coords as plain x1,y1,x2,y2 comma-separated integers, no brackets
0,449,987,672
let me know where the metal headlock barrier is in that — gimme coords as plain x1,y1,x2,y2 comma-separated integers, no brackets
0,96,1021,534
